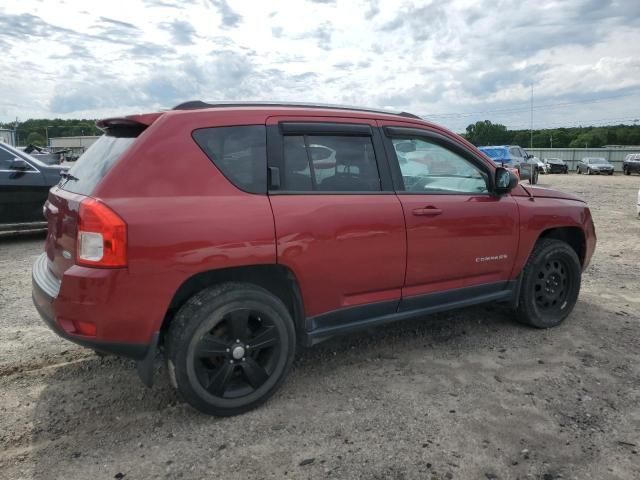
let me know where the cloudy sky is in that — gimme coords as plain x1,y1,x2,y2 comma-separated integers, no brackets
1,0,639,132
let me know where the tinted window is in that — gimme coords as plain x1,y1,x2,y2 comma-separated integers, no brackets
61,135,136,195
282,135,381,192
192,126,266,194
509,147,521,158
392,137,488,194
0,147,14,169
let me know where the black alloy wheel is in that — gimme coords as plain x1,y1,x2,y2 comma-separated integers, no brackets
192,308,279,398
167,282,296,416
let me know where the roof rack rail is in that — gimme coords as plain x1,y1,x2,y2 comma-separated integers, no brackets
172,100,423,120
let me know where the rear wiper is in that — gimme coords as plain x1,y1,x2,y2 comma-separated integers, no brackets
60,171,79,182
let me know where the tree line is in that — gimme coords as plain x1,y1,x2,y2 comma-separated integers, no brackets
464,120,640,148
0,119,102,146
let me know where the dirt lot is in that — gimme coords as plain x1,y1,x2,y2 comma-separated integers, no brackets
0,173,639,480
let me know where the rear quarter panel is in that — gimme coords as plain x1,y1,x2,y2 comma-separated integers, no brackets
91,110,276,341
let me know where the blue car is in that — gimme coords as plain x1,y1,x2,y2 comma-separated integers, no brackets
478,145,538,184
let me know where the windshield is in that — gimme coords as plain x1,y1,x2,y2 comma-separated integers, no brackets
547,158,563,163
587,158,607,164
60,135,137,195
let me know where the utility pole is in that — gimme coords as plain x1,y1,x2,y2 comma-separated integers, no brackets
550,133,553,148
530,84,533,149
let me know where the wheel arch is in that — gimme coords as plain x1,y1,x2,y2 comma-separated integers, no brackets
160,264,306,345
538,226,586,266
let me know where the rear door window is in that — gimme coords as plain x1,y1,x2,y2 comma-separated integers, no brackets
192,125,267,194
61,135,137,195
281,135,381,192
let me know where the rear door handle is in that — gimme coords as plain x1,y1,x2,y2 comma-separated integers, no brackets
412,206,443,216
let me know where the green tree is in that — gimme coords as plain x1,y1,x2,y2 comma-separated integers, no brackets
25,132,45,146
465,120,510,146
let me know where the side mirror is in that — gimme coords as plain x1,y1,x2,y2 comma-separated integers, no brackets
10,158,29,170
495,167,518,194
525,153,533,159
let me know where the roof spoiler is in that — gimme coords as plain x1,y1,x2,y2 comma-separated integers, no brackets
96,113,162,133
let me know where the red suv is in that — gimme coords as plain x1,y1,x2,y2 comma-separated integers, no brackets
32,102,596,416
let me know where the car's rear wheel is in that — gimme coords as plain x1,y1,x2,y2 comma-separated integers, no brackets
166,282,296,416
515,239,581,328
624,167,630,175
587,168,592,175
577,167,581,174
529,167,539,185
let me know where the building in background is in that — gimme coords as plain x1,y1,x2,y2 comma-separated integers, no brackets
0,128,16,146
49,135,100,160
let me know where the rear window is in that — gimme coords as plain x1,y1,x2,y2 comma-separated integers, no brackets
61,134,137,195
479,147,510,162
192,125,266,194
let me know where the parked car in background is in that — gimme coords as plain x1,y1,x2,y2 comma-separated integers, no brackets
32,101,595,416
478,145,538,184
544,158,569,174
1,141,68,232
623,153,640,175
20,145,70,165
531,156,548,174
577,157,614,175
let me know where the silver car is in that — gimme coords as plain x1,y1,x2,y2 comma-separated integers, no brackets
577,157,614,175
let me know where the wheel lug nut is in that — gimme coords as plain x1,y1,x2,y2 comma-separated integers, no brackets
246,345,250,349
242,357,245,361
230,360,234,364
226,348,230,353
236,339,240,343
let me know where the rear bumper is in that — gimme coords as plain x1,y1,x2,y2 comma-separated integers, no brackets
31,253,153,361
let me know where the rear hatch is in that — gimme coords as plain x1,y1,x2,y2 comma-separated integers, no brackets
44,118,150,281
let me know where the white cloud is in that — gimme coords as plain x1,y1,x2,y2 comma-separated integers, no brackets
0,0,639,132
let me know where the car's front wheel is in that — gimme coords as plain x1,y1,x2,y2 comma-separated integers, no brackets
515,239,581,328
166,282,296,416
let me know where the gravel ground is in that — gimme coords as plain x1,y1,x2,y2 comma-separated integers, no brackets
1,173,639,480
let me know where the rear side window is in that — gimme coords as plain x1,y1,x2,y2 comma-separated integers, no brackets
61,134,137,195
282,135,381,192
0,147,14,169
192,126,266,194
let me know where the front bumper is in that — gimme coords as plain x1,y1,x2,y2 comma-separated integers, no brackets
32,253,158,384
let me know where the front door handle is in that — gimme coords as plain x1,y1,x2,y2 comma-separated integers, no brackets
412,206,443,216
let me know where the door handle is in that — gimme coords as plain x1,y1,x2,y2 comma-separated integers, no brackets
412,206,442,216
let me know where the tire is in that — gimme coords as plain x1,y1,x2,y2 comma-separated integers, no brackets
577,167,581,174
529,168,538,185
609,171,614,176
624,168,630,176
515,239,581,329
166,282,296,416
587,168,592,175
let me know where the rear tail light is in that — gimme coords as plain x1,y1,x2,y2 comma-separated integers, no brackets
76,198,127,267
